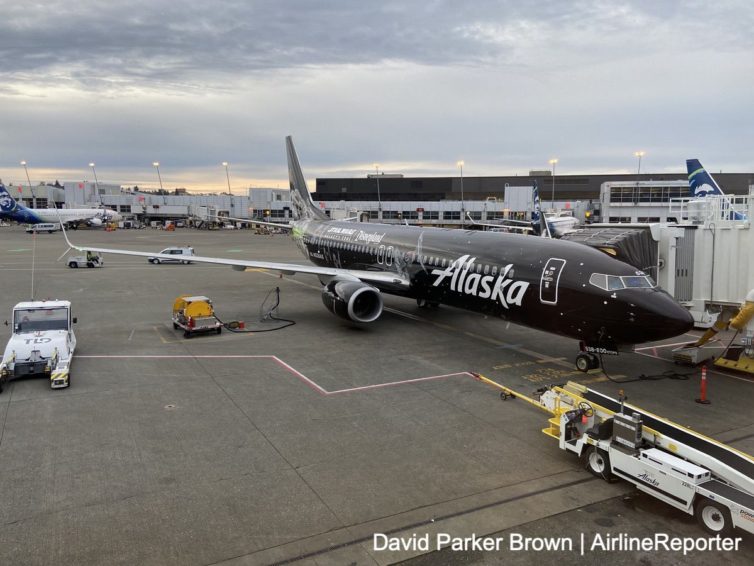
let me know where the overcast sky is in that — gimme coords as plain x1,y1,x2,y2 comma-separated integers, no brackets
0,1,752,192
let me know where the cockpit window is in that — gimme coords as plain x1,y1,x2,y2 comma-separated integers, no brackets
588,273,607,290
589,273,655,291
608,277,625,290
623,276,653,288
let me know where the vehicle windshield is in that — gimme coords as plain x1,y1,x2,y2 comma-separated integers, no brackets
589,273,655,291
14,307,69,332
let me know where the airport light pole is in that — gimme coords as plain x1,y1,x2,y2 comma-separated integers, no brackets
222,161,232,194
152,161,164,192
549,158,558,211
634,151,645,200
457,160,465,228
89,162,101,209
20,160,36,208
373,163,382,218
89,162,100,194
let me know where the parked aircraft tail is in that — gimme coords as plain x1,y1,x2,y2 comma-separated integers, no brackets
0,183,22,215
531,180,541,223
686,159,725,198
687,159,746,220
286,136,329,222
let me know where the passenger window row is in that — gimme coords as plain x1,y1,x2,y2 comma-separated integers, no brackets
302,235,509,276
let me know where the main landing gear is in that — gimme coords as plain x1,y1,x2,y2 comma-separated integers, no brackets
575,352,600,372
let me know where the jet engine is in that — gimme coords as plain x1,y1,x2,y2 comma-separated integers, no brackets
321,279,383,323
89,217,103,226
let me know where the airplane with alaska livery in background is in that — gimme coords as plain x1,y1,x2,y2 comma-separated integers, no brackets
62,137,695,371
0,183,120,228
686,159,747,221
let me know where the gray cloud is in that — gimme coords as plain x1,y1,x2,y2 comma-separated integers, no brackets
0,1,752,186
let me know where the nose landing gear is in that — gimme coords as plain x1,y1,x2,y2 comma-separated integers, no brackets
575,352,600,372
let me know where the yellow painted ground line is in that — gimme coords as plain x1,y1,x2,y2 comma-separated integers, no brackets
153,326,181,344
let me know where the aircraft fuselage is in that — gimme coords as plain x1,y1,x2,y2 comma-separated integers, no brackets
293,219,694,349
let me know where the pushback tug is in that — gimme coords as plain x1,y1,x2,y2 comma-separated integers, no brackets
1,300,77,391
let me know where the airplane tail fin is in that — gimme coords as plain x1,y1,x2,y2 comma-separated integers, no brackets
286,136,329,221
531,180,541,222
687,159,724,197
0,183,21,214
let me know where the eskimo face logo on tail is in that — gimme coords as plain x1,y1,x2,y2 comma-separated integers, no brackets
431,255,529,309
0,185,18,213
693,183,717,197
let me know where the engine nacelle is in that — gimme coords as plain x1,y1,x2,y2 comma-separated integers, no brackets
89,217,103,226
321,280,383,323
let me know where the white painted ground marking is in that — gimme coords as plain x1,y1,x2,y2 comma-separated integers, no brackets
76,354,473,396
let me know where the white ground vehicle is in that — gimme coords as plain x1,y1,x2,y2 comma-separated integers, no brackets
68,252,104,268
1,300,77,391
477,376,754,537
147,247,195,264
26,223,60,234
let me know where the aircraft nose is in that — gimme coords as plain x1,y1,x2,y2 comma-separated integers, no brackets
640,292,695,341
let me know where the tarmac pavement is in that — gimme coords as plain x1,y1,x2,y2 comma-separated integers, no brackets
0,226,751,565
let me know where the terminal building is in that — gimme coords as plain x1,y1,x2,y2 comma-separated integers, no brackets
6,170,753,227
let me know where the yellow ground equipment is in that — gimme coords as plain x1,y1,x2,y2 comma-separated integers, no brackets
172,295,223,338
473,374,754,536
673,289,754,373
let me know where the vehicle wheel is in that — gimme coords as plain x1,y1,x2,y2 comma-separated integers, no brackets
216,327,222,334
695,498,733,536
69,262,77,268
173,322,179,329
575,353,591,372
154,258,161,264
583,446,613,481
183,330,191,338
587,353,600,369
182,260,188,264
87,262,94,268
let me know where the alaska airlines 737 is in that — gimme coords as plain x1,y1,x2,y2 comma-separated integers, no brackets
0,183,120,227
63,137,694,371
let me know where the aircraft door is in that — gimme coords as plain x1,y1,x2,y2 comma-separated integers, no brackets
540,258,566,305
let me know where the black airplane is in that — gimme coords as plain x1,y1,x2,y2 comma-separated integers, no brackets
63,137,694,371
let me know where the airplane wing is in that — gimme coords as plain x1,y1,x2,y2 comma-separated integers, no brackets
59,227,409,287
